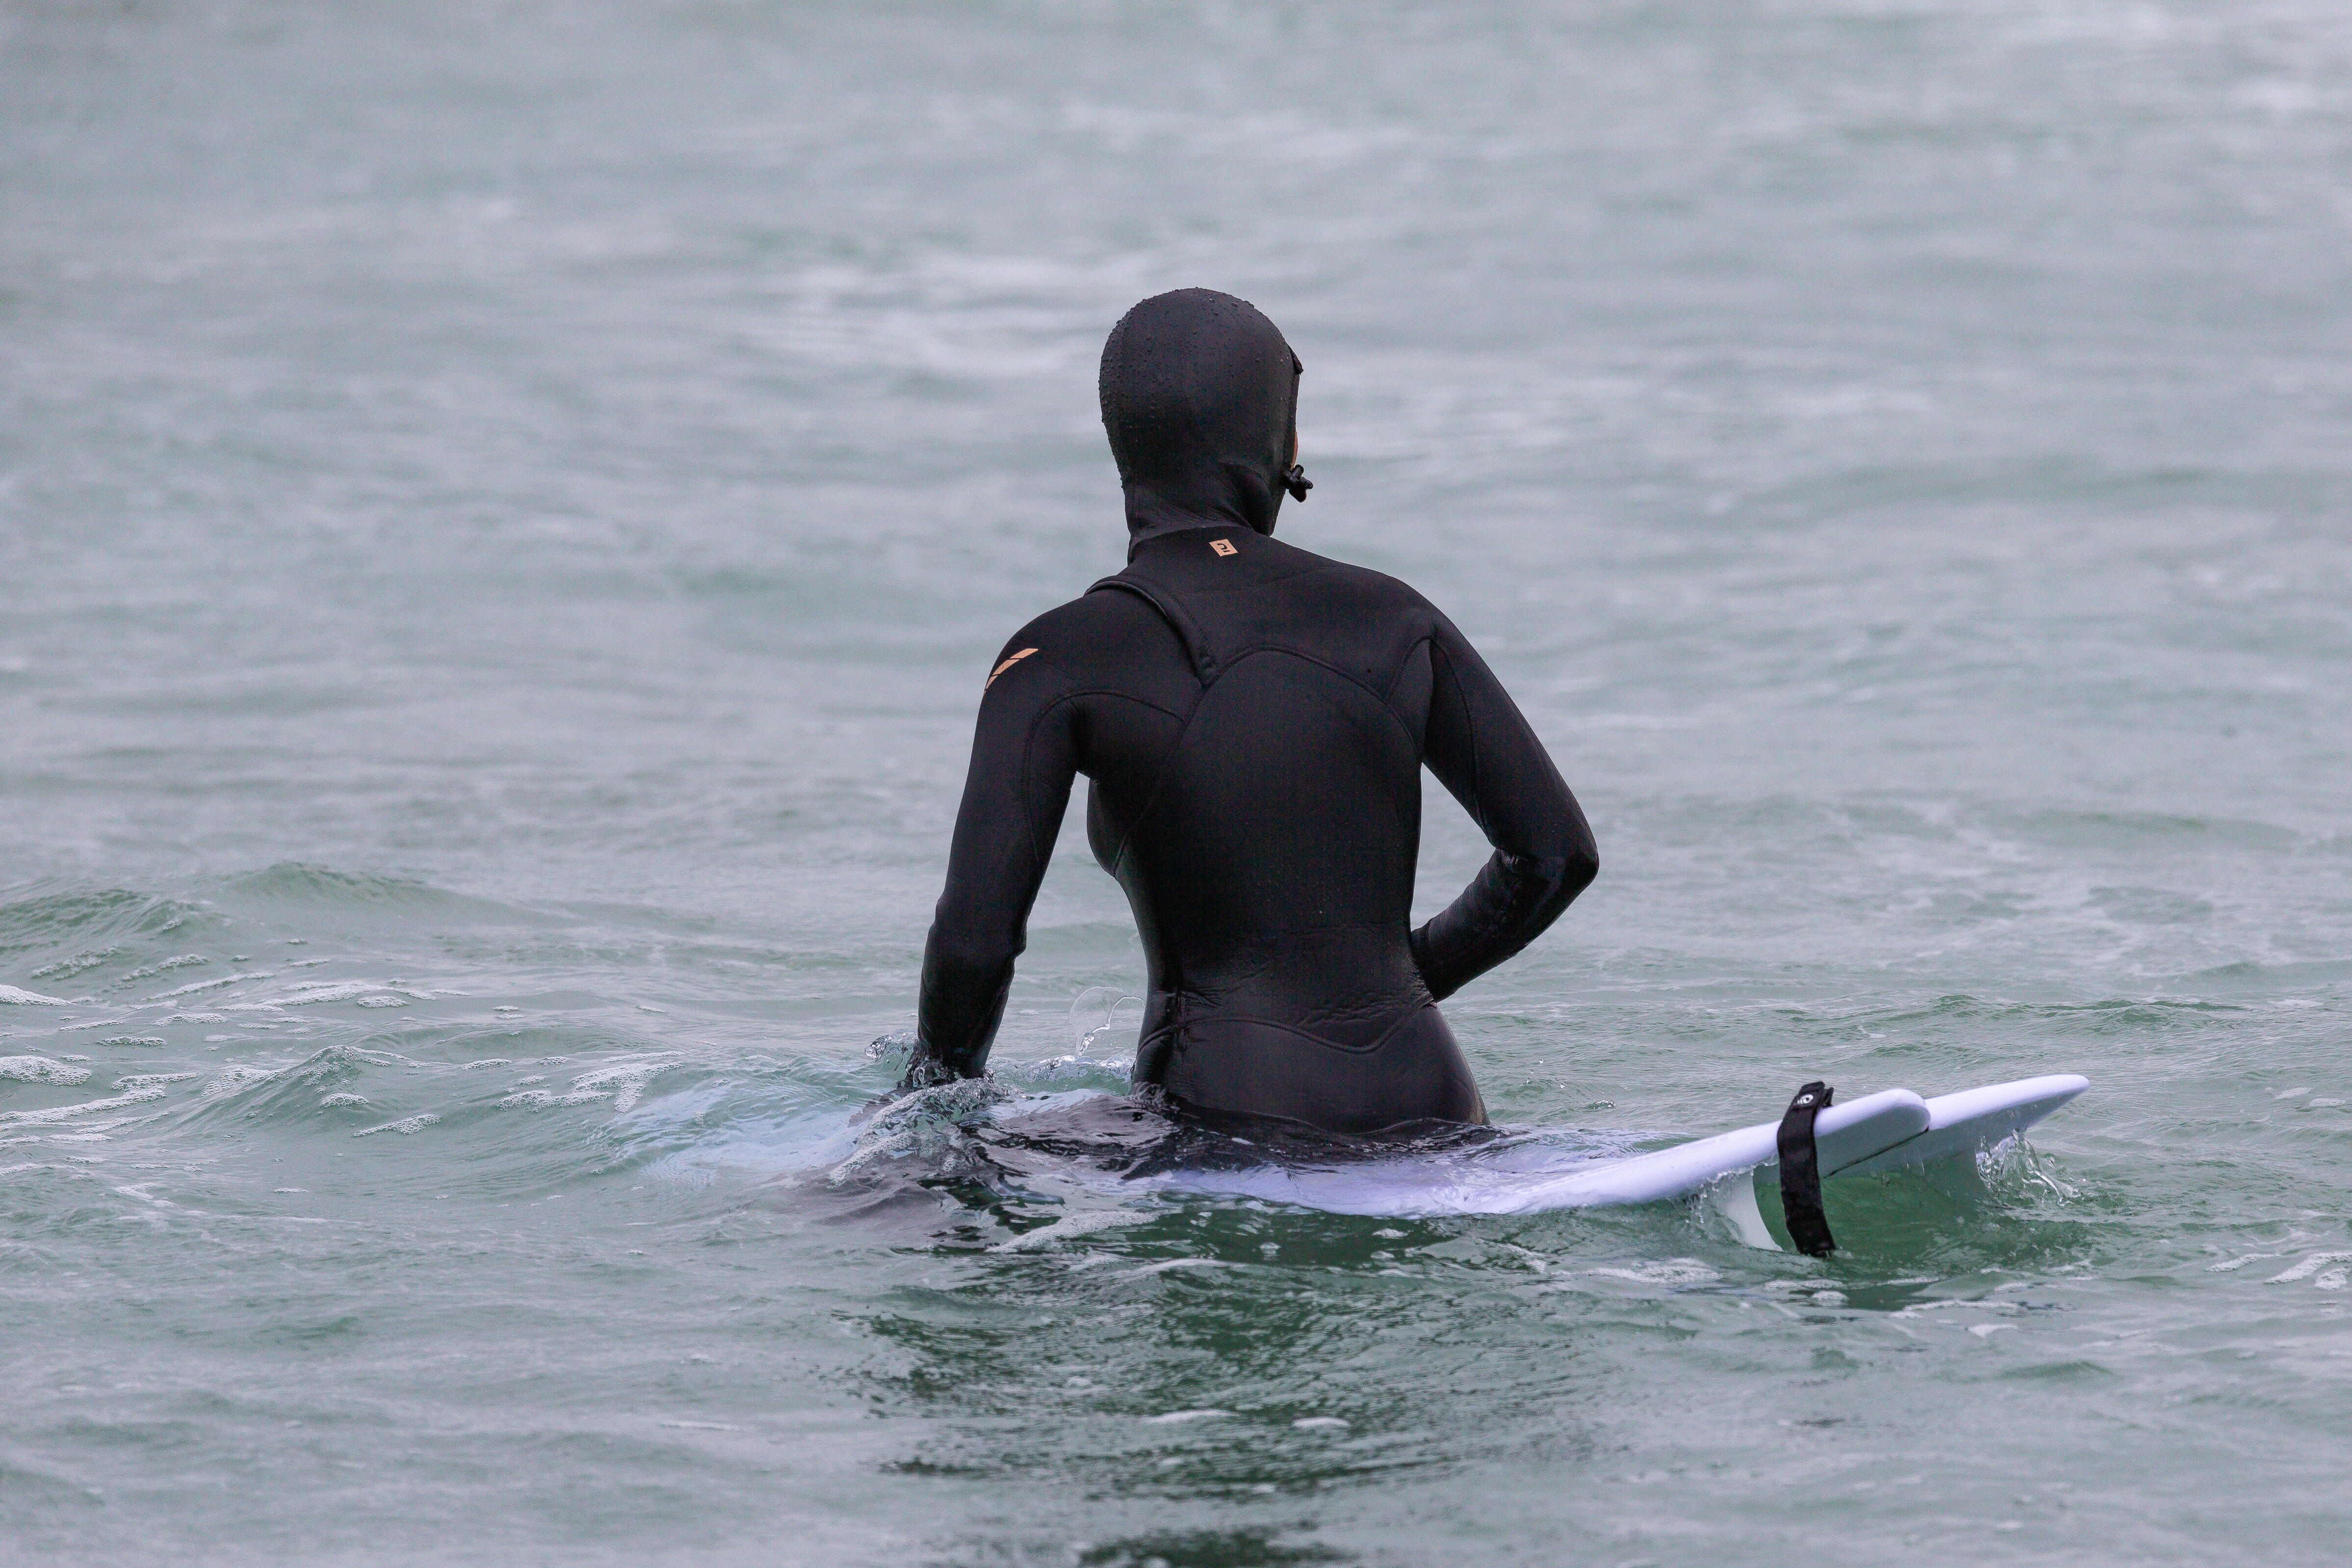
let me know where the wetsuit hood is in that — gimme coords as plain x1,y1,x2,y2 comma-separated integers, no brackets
1099,288,1304,546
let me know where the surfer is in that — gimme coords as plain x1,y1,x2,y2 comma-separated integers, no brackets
900,288,1597,1133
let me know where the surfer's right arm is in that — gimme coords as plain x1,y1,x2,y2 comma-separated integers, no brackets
1409,613,1598,1001
902,629,1081,1090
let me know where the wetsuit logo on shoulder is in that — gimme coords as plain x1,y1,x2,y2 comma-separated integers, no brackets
1209,538,1237,557
985,647,1039,690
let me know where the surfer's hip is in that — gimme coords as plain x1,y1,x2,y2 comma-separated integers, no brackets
1132,1000,1485,1135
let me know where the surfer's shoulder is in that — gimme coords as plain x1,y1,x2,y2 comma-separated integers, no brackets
981,589,1172,694
1270,539,1443,625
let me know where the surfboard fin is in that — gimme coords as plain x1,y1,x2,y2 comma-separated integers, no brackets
1776,1082,1838,1257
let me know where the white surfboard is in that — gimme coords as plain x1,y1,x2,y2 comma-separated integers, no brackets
1147,1074,2087,1222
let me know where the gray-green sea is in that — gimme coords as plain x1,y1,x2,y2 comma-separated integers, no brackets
5,2,2350,1563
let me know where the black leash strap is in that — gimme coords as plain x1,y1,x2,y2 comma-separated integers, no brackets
1776,1081,1837,1257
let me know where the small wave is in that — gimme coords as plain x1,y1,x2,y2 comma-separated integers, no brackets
220,862,550,926
0,985,76,1006
179,1045,400,1126
29,946,123,980
0,887,204,967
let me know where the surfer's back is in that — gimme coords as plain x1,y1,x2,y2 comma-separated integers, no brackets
913,522,1592,1131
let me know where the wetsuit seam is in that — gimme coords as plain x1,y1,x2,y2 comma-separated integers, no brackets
1176,1004,1434,1056
1386,634,1437,741
1048,687,1187,726
1382,636,1432,702
1009,689,1081,885
1102,641,1417,890
1432,637,1488,833
1077,577,1214,892
1063,687,1193,879
1209,645,1425,750
1026,682,1190,881
1107,682,1210,888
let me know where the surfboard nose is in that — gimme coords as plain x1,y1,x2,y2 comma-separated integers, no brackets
1834,1074,2092,1180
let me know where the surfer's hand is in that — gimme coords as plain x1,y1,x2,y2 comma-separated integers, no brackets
894,1052,962,1097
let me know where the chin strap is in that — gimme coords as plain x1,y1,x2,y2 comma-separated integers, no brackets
1775,1080,1837,1257
1281,464,1312,502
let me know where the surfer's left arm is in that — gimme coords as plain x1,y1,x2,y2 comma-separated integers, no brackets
1409,613,1599,1001
903,633,1080,1090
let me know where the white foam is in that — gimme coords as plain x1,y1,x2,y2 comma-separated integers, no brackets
352,1113,440,1137
502,1059,668,1113
1119,1258,1229,1278
245,980,375,1007
988,1208,1141,1252
0,985,75,1006
1588,1259,1721,1286
118,955,208,982
148,974,266,1000
202,1065,284,1096
0,1086,167,1125
0,1056,93,1085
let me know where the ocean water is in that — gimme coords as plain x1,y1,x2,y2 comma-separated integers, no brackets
4,1,2351,1562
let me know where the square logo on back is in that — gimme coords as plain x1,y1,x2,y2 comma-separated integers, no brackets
1209,538,1237,557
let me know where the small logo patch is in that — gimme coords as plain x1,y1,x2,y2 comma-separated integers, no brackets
1209,538,1237,557
985,647,1039,689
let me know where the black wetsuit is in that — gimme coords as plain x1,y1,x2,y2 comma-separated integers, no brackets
907,290,1596,1133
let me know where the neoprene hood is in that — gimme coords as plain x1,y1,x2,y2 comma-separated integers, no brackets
1099,288,1307,543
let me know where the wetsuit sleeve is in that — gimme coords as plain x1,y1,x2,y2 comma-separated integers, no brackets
905,641,1081,1087
1410,617,1599,1002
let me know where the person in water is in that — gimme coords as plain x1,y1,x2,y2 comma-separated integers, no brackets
900,288,1597,1133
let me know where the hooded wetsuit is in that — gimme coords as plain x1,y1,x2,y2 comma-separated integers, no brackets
906,288,1597,1133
